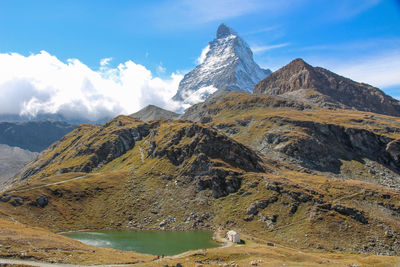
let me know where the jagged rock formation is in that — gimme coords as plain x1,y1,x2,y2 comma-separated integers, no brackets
253,58,400,117
129,105,180,121
0,144,37,184
0,120,76,152
173,24,271,105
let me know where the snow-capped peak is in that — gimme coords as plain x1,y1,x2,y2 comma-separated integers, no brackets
172,24,272,106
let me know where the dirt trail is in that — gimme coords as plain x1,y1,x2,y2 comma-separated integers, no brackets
5,175,87,194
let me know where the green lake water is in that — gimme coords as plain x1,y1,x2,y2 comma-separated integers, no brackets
63,230,219,256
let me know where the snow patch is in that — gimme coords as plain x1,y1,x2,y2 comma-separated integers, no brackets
196,45,210,64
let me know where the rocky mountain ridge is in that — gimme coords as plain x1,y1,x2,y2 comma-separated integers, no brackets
253,58,400,117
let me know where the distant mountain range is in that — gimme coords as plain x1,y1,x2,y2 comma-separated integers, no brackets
173,23,271,106
254,58,400,117
0,120,76,152
0,144,38,183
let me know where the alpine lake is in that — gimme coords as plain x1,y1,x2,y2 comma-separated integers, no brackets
63,230,220,256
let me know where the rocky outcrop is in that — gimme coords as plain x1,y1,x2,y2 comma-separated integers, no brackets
258,118,400,188
150,124,266,198
253,58,400,117
152,124,265,173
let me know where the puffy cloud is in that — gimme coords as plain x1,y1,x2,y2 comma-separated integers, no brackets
0,51,183,122
180,85,218,110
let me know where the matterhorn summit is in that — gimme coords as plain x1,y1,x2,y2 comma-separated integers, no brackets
173,23,271,106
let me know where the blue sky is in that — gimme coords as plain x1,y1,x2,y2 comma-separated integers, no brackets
0,0,399,120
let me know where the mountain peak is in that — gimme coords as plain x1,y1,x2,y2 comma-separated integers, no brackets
129,105,180,121
290,58,308,66
172,24,271,106
254,59,400,117
216,23,237,39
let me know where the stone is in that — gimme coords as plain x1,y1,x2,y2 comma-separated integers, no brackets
36,195,48,208
246,203,258,215
159,220,168,227
10,198,23,206
0,194,10,202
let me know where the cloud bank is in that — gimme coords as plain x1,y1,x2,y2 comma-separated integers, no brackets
0,51,184,122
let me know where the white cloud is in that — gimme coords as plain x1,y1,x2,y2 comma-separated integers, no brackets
0,51,184,122
100,57,113,67
181,86,218,110
196,45,210,64
251,43,289,54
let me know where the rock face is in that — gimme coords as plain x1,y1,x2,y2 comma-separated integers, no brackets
149,124,265,198
253,58,400,117
173,24,271,106
129,105,180,121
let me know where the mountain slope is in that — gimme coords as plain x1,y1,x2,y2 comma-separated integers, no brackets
0,144,37,184
253,58,400,117
10,116,265,195
2,114,400,257
0,120,76,152
173,24,271,105
129,105,180,121
182,92,400,190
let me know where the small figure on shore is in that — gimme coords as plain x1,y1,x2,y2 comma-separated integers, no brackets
162,253,165,258
157,255,160,259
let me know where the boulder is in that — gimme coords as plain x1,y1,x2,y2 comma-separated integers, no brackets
36,195,48,208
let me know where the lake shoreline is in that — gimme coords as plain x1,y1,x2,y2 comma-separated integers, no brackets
61,229,222,256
